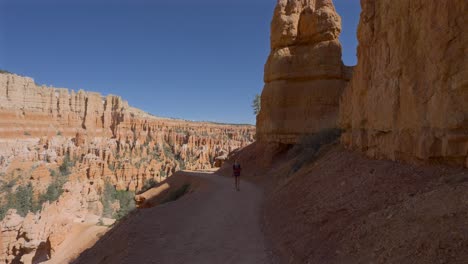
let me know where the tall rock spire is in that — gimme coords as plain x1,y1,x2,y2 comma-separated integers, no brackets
257,0,351,144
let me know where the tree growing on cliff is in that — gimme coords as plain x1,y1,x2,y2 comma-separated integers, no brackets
252,94,261,115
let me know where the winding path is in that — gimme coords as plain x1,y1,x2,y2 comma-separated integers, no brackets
74,172,271,264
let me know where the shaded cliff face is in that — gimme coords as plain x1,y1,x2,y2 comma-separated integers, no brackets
257,0,352,144
0,73,255,263
339,0,468,167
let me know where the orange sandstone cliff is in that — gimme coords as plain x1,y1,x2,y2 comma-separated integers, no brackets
0,72,255,263
339,0,468,167
226,1,468,262
257,0,352,144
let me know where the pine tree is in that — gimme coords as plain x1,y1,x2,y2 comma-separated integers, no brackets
252,94,261,115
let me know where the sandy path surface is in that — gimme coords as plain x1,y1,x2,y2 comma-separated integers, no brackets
74,172,271,264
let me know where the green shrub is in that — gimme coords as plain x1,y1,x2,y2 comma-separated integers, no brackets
178,159,186,170
101,182,135,220
108,163,115,172
101,182,116,218
39,170,68,204
56,131,62,136
0,173,69,220
137,178,157,194
49,169,58,177
0,179,17,192
5,183,35,217
163,144,174,159
113,190,135,220
290,128,342,174
59,153,74,176
24,131,31,136
0,206,6,220
163,184,190,203
0,69,12,74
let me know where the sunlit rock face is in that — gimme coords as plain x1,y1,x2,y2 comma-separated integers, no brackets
0,72,256,263
257,0,352,144
339,0,468,167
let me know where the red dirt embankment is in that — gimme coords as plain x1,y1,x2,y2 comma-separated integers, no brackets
220,142,468,264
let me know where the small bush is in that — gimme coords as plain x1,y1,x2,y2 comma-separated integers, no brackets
49,169,57,177
163,144,174,159
290,128,342,174
163,184,190,203
56,131,62,136
1,179,17,191
179,159,186,170
59,153,74,176
108,163,115,172
0,206,6,220
101,182,116,218
4,183,35,217
101,182,135,220
24,131,31,136
113,190,135,220
137,178,157,195
39,170,68,204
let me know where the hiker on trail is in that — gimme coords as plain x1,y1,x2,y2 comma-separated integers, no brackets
233,160,241,191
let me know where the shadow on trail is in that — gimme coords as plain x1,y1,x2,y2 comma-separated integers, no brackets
71,171,212,264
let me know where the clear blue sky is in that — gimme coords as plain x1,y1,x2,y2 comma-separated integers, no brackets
0,0,360,124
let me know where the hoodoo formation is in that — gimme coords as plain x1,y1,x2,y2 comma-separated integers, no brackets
0,73,255,263
340,0,468,167
1,0,467,263
257,0,352,144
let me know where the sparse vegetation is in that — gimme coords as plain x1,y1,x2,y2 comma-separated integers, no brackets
178,159,186,170
163,144,174,159
56,131,62,136
290,128,342,174
0,157,76,220
59,153,75,176
163,184,190,203
0,207,6,221
0,178,17,192
137,178,157,194
101,182,135,220
0,183,35,218
0,69,12,74
38,169,68,204
24,131,31,136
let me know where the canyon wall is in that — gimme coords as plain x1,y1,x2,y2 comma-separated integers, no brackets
0,73,255,263
257,0,352,144
339,0,468,167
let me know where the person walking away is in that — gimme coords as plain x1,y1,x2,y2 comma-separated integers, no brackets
233,160,241,191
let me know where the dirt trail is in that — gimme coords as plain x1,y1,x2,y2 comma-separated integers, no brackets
73,172,271,264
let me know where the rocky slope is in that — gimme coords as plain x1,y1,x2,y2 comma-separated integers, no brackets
339,0,468,167
0,73,255,263
220,142,468,263
257,0,352,144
